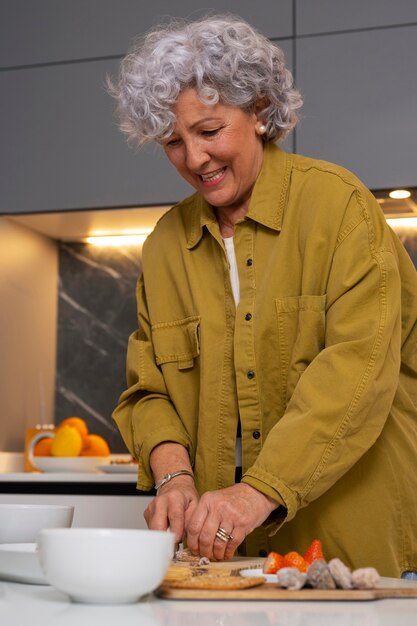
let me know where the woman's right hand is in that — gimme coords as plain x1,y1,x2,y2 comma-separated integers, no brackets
146,441,197,543
144,476,199,544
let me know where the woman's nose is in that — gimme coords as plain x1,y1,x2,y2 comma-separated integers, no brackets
185,140,210,170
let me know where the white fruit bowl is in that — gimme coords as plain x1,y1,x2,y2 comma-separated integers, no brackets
27,431,109,473
28,456,110,473
37,528,175,604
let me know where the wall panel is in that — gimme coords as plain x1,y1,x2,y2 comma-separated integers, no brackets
0,219,57,451
296,25,417,188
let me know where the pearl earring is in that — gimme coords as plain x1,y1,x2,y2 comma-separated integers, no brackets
258,124,267,135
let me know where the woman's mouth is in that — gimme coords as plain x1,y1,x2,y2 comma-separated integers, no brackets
199,167,227,186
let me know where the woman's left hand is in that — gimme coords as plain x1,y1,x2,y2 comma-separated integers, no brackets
184,483,278,560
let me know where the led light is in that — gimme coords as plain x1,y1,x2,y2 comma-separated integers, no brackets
85,233,150,246
388,189,411,200
386,217,417,228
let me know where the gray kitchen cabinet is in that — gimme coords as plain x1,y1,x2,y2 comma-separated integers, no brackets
0,57,190,214
296,0,417,35
0,40,293,214
1,0,292,68
295,25,417,189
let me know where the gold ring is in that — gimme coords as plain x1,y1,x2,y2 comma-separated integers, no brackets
215,527,234,543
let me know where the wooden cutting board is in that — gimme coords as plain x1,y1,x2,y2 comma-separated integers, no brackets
169,556,264,573
158,568,417,602
157,583,417,601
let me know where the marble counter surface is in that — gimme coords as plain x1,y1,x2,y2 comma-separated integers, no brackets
1,580,417,626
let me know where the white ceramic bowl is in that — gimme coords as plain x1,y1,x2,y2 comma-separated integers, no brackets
0,504,74,544
38,528,175,604
28,456,110,473
0,543,47,584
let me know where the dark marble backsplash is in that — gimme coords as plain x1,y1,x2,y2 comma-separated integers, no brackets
55,242,141,453
55,228,417,454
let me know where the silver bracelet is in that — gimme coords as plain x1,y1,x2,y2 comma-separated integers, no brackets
154,469,194,493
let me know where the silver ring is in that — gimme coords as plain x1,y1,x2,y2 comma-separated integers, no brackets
215,527,234,543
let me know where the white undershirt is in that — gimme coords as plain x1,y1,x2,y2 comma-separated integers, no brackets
223,237,240,306
223,237,242,468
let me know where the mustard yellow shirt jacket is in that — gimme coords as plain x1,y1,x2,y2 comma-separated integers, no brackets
113,143,417,576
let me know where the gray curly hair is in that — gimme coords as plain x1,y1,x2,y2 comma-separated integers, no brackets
109,14,302,145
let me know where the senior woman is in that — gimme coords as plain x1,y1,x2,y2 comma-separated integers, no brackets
111,15,417,577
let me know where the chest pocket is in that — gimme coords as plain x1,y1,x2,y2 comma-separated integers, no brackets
275,295,326,401
152,316,201,370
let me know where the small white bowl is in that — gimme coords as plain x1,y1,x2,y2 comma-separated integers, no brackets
38,528,175,604
0,504,74,544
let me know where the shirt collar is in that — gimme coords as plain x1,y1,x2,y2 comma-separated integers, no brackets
186,142,291,249
246,142,290,231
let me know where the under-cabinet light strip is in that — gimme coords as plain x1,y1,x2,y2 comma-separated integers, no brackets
83,215,417,247
386,217,417,228
85,233,151,246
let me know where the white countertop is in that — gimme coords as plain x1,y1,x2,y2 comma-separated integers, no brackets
0,472,137,483
0,453,138,483
1,579,417,626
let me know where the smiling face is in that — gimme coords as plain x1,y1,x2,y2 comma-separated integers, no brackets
162,88,265,218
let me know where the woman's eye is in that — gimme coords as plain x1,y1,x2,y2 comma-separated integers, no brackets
202,128,220,137
166,138,181,147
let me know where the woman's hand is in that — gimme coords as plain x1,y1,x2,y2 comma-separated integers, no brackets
185,483,278,560
144,476,199,544
146,441,197,543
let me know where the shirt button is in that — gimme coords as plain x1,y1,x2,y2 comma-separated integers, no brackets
246,258,253,266
247,370,255,379
245,312,252,321
252,430,261,440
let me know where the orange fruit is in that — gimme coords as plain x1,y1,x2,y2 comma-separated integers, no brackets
33,437,53,456
57,417,89,443
51,425,83,457
80,434,110,457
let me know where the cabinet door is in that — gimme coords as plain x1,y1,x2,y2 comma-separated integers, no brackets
295,25,417,189
0,58,191,213
296,0,417,35
1,0,292,67
0,41,294,214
